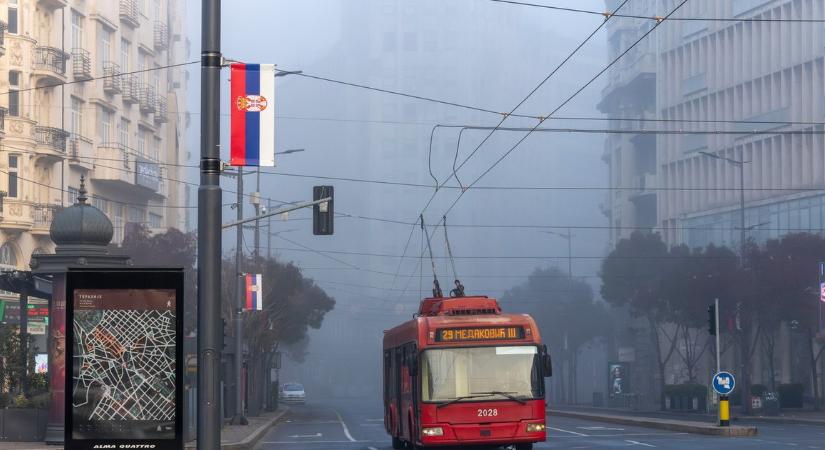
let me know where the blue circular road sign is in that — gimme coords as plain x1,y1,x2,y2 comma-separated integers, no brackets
712,371,736,395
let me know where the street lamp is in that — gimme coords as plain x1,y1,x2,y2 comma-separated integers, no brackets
699,151,751,256
540,228,574,289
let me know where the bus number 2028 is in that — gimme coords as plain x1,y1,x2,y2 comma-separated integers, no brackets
477,408,498,417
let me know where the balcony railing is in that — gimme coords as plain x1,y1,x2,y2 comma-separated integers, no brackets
35,126,69,153
33,46,68,77
0,21,7,49
154,21,169,50
122,74,139,104
103,62,122,94
33,204,60,229
119,0,139,27
0,107,7,133
154,96,168,124
71,48,93,81
139,84,157,114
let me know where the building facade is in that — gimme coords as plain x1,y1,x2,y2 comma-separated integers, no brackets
657,0,825,248
0,0,187,272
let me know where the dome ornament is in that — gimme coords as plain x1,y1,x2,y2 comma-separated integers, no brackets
77,175,88,205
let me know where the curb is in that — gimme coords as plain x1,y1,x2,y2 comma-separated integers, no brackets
735,416,825,427
549,409,758,437
185,406,290,450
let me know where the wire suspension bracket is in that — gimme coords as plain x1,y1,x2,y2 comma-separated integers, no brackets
421,215,443,298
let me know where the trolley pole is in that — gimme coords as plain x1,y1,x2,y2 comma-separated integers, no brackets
197,0,223,448
232,170,247,425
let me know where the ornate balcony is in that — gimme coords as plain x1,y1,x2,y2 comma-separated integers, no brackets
103,62,122,95
122,74,139,104
92,143,137,190
119,0,140,28
33,46,69,86
139,84,157,114
0,21,7,57
154,21,169,50
37,0,67,10
71,48,93,81
154,96,168,124
32,204,60,234
0,107,7,134
1,200,33,232
34,126,69,160
67,135,94,170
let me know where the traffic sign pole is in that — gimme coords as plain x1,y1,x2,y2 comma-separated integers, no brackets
719,395,730,427
715,298,720,374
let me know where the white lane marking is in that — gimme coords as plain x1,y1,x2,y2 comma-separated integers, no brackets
546,426,588,436
287,433,322,438
333,408,357,442
553,432,687,438
261,440,370,444
626,440,656,447
366,418,384,422
368,447,379,450
360,423,382,426
578,426,625,431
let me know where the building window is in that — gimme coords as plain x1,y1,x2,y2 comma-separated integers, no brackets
120,39,131,72
137,128,147,156
118,118,129,148
149,213,162,229
152,64,160,93
68,187,79,204
153,0,162,22
99,27,113,73
98,107,114,143
152,137,161,161
8,0,18,35
0,243,17,268
8,155,18,199
8,71,20,117
70,97,83,136
382,32,396,52
71,11,83,50
138,52,148,83
93,197,109,214
129,206,144,223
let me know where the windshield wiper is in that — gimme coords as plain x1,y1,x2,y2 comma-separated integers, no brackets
471,391,528,405
436,394,488,408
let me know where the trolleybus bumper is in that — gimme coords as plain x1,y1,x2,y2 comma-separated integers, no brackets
418,420,546,446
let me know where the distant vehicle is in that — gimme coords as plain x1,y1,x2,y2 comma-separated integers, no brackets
383,296,552,450
280,382,306,404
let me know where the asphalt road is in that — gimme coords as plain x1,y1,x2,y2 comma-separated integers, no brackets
254,398,825,449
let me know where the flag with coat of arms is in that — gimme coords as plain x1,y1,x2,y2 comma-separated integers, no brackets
230,63,276,166
245,273,263,311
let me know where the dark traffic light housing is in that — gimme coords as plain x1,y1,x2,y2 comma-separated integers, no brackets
708,304,717,336
313,186,334,235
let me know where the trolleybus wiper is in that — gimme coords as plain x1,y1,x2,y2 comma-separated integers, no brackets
435,394,489,408
470,391,528,405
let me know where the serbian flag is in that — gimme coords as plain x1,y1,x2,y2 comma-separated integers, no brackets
231,64,275,166
245,273,263,311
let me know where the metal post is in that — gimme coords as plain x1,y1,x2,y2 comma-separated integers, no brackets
19,284,28,395
254,168,261,262
715,298,721,375
197,0,223,448
567,227,572,291
739,161,745,257
267,198,272,260
232,170,247,424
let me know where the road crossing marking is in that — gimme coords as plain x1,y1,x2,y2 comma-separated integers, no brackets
333,408,357,442
626,440,656,447
546,426,588,436
287,433,322,438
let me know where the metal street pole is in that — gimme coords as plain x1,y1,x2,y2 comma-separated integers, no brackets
739,160,745,259
254,168,261,262
267,198,272,260
232,170,247,425
715,298,721,374
197,0,222,448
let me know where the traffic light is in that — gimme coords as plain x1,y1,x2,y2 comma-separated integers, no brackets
708,304,717,336
313,186,334,235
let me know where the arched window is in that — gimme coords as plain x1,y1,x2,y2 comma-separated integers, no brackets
0,242,18,268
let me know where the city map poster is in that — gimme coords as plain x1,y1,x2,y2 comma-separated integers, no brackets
65,269,183,450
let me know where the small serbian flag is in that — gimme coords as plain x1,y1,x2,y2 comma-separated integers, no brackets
245,273,263,311
231,63,275,166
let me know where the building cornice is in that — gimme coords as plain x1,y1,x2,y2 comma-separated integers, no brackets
89,14,118,32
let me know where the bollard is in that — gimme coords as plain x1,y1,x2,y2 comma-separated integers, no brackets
719,394,730,427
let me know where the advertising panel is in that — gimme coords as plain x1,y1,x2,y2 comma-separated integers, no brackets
65,269,183,450
135,158,161,192
608,362,630,398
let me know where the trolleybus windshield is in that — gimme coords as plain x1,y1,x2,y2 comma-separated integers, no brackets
420,345,542,403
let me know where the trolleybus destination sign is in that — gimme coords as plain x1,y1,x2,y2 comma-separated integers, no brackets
435,326,525,342
65,269,184,450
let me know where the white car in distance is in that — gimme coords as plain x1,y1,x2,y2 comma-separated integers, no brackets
280,382,306,404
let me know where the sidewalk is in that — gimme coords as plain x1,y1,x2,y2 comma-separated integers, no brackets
549,407,757,436
0,406,288,450
550,404,825,426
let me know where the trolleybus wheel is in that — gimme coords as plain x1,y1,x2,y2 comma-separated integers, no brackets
391,436,403,449
514,443,533,450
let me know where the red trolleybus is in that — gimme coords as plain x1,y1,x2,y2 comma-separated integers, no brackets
383,296,552,450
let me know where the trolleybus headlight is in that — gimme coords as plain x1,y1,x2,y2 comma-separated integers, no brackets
526,423,546,433
422,427,444,437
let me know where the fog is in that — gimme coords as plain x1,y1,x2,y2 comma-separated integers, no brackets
185,0,611,402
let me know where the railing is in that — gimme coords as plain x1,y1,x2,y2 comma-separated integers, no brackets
103,62,122,94
99,141,131,168
34,126,69,153
139,84,157,114
33,46,68,76
33,204,59,228
0,21,7,48
121,74,139,104
154,21,169,50
71,48,92,81
119,0,139,27
154,96,168,124
0,107,7,133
